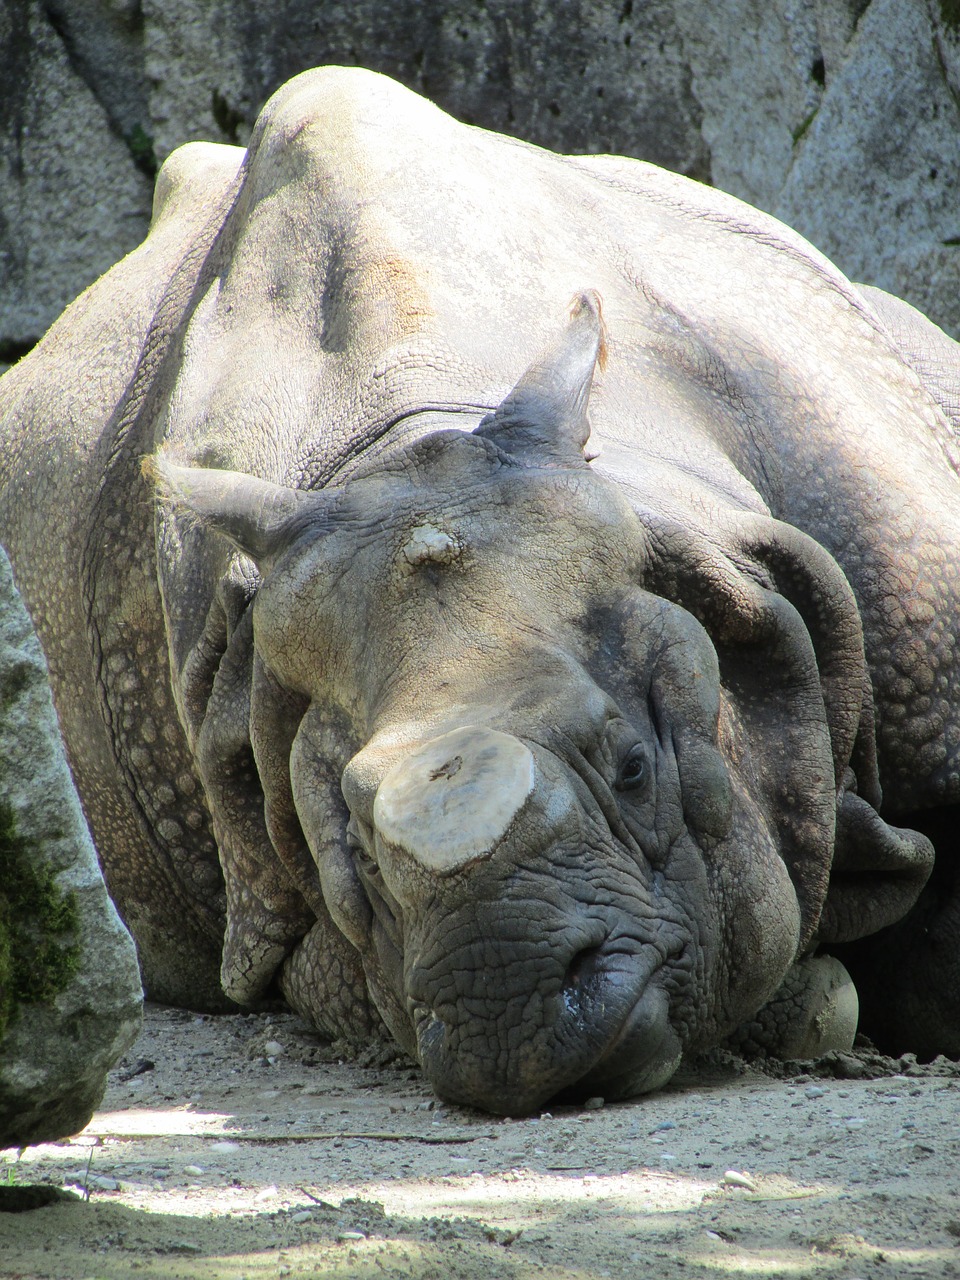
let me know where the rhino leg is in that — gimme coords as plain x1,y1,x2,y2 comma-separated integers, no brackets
835,810,960,1058
279,904,389,1046
725,955,859,1061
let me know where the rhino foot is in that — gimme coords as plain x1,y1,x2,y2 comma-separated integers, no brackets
725,955,859,1061
278,910,390,1046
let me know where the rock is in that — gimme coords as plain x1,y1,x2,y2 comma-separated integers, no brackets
676,0,823,209
776,0,960,336
0,544,142,1147
0,1,153,370
86,1175,120,1191
142,0,709,172
819,1050,870,1080
680,0,960,340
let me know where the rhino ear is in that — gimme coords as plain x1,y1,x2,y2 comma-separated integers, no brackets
142,453,324,565
475,289,607,464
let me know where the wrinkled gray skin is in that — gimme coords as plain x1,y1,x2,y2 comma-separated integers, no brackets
1,68,957,1114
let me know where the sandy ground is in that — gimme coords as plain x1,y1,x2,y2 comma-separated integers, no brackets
2,1003,960,1279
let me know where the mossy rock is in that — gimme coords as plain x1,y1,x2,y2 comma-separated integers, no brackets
0,800,80,1040
0,544,142,1148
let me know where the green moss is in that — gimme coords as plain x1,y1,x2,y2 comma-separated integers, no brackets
792,107,819,146
0,801,80,1040
125,123,157,180
0,659,31,713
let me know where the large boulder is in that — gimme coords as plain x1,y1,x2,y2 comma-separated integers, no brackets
0,545,142,1149
2,1,959,373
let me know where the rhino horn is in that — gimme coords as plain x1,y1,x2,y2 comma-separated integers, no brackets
475,289,606,464
372,727,537,877
143,452,325,564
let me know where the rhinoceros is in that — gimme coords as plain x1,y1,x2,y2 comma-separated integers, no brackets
1,66,957,1113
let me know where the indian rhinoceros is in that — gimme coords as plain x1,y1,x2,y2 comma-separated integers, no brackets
0,67,956,1113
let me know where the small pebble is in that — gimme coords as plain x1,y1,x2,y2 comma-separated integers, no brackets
652,1120,676,1132
805,1086,825,1099
337,1231,366,1242
89,1175,120,1191
722,1169,757,1191
290,1210,313,1224
209,1141,240,1153
183,1165,204,1177
264,1040,285,1056
583,1096,605,1111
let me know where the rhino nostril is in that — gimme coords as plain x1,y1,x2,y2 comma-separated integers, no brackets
562,946,603,1004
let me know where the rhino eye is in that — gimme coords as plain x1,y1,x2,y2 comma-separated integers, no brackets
616,744,650,793
347,826,381,879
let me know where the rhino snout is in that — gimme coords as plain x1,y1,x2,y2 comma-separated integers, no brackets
408,928,683,1115
371,726,537,875
342,724,683,1113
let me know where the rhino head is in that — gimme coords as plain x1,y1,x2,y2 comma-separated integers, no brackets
147,294,927,1114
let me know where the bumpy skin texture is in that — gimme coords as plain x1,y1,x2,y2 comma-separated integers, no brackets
0,69,957,1111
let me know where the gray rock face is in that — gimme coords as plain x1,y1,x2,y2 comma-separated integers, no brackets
0,0,154,371
2,1,959,358
0,545,142,1149
143,0,710,173
775,0,960,340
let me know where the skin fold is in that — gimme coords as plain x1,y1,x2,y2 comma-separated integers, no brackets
0,68,955,1113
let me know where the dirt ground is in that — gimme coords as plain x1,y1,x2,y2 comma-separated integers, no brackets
2,1003,960,1279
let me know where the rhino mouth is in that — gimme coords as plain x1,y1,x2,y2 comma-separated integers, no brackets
567,973,684,1102
407,933,686,1115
